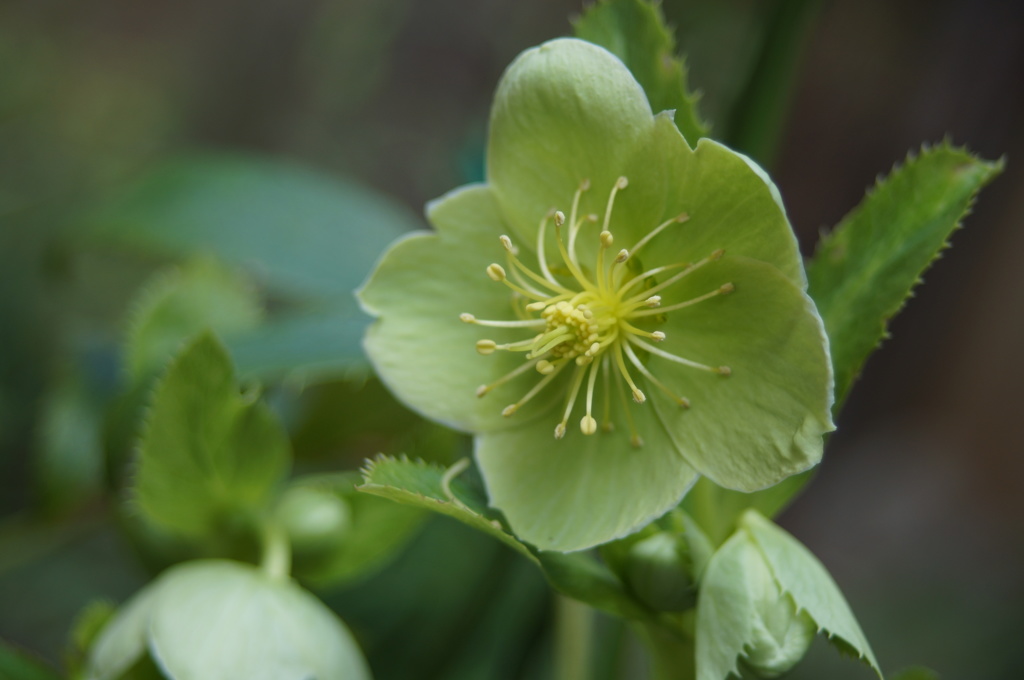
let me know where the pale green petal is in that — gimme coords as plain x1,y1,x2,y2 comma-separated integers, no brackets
148,560,369,680
476,391,698,552
617,116,805,285
646,256,833,491
359,184,557,433
488,38,655,243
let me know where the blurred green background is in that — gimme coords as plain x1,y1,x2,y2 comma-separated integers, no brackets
1,0,1022,678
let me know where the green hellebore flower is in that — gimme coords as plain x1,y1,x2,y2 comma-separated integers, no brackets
359,38,833,552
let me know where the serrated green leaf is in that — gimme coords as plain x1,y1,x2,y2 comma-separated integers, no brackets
808,143,1003,405
86,153,420,301
282,473,426,588
135,333,290,538
686,144,1003,542
124,257,262,385
740,510,881,677
358,456,537,564
573,0,708,146
357,456,659,622
148,560,370,680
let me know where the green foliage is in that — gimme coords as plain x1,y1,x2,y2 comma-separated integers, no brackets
33,371,105,515
695,511,880,680
87,153,420,301
134,333,290,539
358,456,664,623
86,153,423,384
281,473,426,589
359,456,536,564
891,667,939,680
124,258,262,385
683,143,1002,545
808,143,1004,406
573,0,708,146
0,640,62,680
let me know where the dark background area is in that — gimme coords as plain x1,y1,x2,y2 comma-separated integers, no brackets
1,1,1021,678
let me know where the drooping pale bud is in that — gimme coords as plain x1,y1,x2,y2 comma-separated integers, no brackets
741,590,816,678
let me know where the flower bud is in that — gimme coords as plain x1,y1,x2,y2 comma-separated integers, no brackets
740,588,816,678
277,486,352,558
625,532,695,612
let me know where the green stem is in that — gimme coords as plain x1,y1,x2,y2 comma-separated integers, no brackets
637,622,696,680
555,595,593,680
725,0,821,167
260,521,291,581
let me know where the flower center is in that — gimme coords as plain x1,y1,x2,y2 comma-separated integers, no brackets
462,177,733,445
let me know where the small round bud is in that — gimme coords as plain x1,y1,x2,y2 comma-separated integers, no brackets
277,486,352,559
625,532,695,612
600,231,614,247
741,596,816,678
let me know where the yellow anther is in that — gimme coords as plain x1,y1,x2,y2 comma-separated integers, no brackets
710,248,725,261
580,415,597,435
600,231,614,248
554,422,567,439
460,313,476,323
502,404,518,417
476,339,497,355
631,387,646,404
537,360,555,374
630,435,644,448
487,263,506,281
720,282,735,294
645,296,661,307
651,331,666,342
554,211,565,227
499,234,514,251
717,366,732,376
616,176,629,189
475,385,488,397
615,249,629,263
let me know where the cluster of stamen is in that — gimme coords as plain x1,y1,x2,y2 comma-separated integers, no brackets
462,176,733,444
